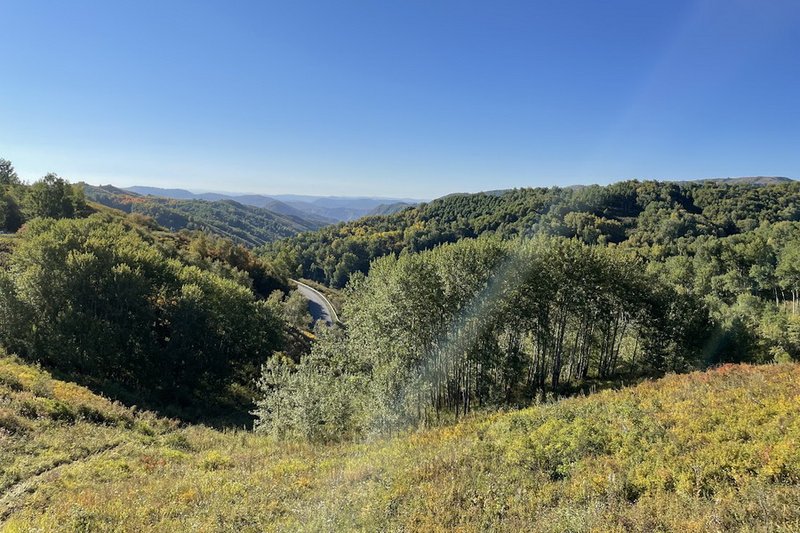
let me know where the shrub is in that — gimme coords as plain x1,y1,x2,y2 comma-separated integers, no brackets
0,407,32,434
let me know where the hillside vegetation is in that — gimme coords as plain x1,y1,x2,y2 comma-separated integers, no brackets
259,179,800,415
82,184,326,247
0,215,285,414
2,355,799,531
3,156,800,529
264,179,800,288
256,236,711,441
0,159,318,425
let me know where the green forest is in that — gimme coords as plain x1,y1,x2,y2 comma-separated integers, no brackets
264,178,800,288
0,160,300,423
256,178,800,441
2,156,800,530
82,184,326,247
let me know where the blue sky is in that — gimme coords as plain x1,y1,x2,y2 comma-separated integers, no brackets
1,0,799,198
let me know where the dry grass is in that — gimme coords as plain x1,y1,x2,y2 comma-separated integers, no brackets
2,355,800,532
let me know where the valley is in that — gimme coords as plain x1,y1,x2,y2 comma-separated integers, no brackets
1,157,800,530
4,1,800,529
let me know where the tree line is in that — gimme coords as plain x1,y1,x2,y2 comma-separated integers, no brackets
0,157,304,420
261,179,800,288
1,159,88,232
254,236,710,441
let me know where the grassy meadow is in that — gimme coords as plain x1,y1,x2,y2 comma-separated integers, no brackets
2,352,799,532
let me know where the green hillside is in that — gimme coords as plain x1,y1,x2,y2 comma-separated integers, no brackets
1,355,798,531
82,184,326,247
367,201,415,216
264,178,800,287
3,158,800,530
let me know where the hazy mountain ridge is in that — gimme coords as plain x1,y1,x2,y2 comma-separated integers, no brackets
125,186,422,222
82,184,325,246
672,176,794,186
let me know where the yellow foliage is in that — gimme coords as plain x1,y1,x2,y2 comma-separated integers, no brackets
3,355,800,531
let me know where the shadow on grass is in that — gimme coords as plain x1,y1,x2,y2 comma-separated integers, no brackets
39,365,257,430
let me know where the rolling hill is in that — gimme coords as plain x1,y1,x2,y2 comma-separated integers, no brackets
263,177,800,287
125,186,337,226
82,184,327,247
367,201,415,216
1,353,798,531
125,186,422,222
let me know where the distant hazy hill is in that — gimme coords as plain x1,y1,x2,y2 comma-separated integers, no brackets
82,184,325,247
718,176,793,185
125,186,336,226
125,186,422,222
121,186,198,199
672,176,794,186
367,202,415,216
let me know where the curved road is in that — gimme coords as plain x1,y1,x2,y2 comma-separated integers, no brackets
292,280,339,327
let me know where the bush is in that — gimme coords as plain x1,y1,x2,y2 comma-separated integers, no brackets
0,407,32,434
0,216,284,404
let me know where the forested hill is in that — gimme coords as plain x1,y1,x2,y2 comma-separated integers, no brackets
3,158,800,529
124,185,422,222
82,184,326,247
0,159,324,425
262,178,800,287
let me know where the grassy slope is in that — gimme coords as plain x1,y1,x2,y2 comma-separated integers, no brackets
2,355,799,532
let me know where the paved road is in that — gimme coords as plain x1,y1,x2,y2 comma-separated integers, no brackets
293,280,339,327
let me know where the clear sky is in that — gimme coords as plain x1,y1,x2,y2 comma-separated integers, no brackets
1,0,799,198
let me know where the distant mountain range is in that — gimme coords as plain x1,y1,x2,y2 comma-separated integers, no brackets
82,184,327,247
673,176,794,186
83,178,793,248
124,186,422,222
81,184,422,247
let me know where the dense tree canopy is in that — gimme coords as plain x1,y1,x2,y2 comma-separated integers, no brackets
255,236,711,440
257,179,800,440
0,215,285,404
0,164,88,233
263,179,800,288
0,158,20,186
23,173,87,220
